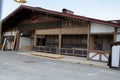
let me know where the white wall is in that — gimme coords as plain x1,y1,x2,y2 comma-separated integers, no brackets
4,31,16,36
116,34,120,41
89,52,108,62
19,37,31,50
89,52,100,61
90,23,115,33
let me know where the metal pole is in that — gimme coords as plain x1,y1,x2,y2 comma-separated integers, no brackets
0,0,2,45
0,0,2,19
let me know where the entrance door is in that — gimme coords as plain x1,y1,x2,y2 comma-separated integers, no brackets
36,36,46,46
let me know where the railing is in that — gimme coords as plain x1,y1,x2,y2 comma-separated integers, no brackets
34,46,87,57
34,46,58,54
88,50,109,61
60,48,87,57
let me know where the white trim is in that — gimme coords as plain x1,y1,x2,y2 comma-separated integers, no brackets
90,23,115,33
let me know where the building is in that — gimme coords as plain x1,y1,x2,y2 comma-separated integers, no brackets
2,5,120,61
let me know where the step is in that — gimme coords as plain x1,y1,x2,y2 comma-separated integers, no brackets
31,52,64,59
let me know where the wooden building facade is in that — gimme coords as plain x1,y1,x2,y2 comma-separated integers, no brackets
2,5,120,61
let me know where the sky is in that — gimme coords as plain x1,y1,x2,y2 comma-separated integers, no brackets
1,0,120,20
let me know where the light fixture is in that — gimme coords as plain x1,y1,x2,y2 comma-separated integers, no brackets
14,0,27,3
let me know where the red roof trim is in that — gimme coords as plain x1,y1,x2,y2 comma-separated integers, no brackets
3,5,120,27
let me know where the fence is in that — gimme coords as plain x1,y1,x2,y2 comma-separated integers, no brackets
60,48,87,57
34,46,58,54
34,46,87,57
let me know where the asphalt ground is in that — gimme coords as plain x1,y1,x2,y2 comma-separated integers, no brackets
0,51,120,80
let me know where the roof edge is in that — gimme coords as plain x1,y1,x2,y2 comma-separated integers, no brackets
2,5,120,27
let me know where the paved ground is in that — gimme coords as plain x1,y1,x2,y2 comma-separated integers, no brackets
0,51,120,80
19,51,108,68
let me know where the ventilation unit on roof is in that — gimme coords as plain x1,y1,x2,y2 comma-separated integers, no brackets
62,8,74,15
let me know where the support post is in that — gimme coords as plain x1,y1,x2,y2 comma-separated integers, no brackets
114,27,117,42
58,31,62,54
87,22,90,59
34,30,37,47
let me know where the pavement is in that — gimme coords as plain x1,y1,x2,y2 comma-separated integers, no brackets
18,51,108,68
0,51,120,80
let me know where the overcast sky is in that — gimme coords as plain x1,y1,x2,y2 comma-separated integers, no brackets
1,0,120,20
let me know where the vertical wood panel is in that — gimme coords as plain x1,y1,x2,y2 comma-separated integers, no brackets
87,23,90,59
114,27,117,42
58,29,62,54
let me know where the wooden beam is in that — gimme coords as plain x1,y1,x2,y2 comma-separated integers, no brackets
114,27,117,42
12,31,17,51
58,30,62,54
34,31,37,47
87,22,90,59
89,53,98,59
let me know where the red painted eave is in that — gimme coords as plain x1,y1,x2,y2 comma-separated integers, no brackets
2,5,120,27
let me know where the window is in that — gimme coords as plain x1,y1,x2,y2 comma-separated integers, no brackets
62,35,87,49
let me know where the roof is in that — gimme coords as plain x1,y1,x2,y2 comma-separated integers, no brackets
2,5,120,29
108,20,120,24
